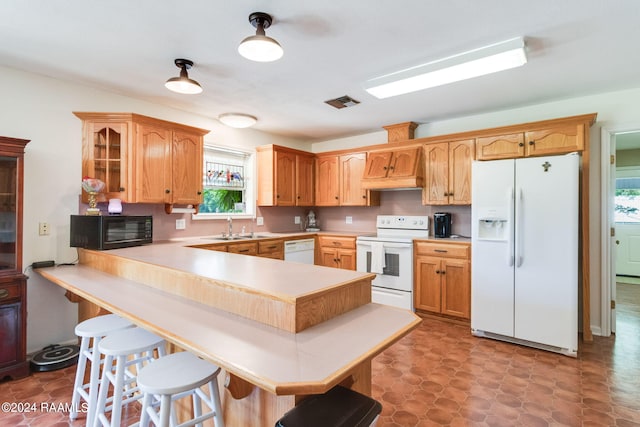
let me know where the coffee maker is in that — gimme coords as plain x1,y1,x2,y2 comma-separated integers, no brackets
433,212,452,238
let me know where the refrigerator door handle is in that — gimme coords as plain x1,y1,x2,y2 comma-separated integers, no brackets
516,188,524,267
508,186,515,267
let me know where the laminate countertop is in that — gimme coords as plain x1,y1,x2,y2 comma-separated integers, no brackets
37,240,421,397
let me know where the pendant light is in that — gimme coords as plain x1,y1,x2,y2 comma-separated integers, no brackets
238,12,283,62
165,58,203,94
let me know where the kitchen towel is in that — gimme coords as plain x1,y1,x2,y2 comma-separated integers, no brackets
370,242,386,274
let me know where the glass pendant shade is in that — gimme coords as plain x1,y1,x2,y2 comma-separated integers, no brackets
238,35,283,62
165,59,203,94
239,12,283,62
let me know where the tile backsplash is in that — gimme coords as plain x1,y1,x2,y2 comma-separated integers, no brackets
80,189,471,240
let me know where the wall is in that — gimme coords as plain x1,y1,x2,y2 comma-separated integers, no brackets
0,65,308,353
312,86,640,336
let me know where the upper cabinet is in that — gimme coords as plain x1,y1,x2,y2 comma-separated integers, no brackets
423,139,474,205
316,152,380,207
75,113,209,211
476,119,589,161
256,145,314,207
361,146,424,189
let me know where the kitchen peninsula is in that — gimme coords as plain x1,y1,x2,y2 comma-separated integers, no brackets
37,240,421,426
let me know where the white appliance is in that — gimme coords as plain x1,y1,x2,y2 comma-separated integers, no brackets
357,215,429,310
284,238,315,264
471,153,579,357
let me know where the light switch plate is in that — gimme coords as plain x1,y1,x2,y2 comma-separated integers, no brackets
346,216,353,224
256,217,264,226
175,219,186,230
294,216,301,224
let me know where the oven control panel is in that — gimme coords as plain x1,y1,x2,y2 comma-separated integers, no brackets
376,215,429,230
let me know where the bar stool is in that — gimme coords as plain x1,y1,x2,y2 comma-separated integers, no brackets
94,327,167,427
275,385,381,427
69,314,134,424
137,351,225,427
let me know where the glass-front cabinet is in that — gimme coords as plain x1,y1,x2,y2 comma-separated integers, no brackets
0,136,29,380
76,113,131,203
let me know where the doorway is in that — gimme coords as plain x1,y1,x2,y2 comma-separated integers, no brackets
601,127,640,337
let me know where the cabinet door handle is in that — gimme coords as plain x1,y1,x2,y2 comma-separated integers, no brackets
238,249,250,253
165,189,171,194
529,141,535,146
276,194,280,198
266,245,277,250
197,191,202,195
119,187,125,192
435,270,441,274
389,165,394,170
383,166,388,170
434,249,448,253
335,196,339,199
362,195,366,199
519,142,524,147
0,289,9,299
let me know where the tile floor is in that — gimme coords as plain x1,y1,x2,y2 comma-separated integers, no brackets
1,283,639,426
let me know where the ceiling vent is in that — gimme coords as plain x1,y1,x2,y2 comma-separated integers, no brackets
324,95,361,109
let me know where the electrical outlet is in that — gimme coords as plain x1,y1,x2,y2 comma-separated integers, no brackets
256,217,264,226
175,219,186,230
294,216,301,224
346,216,353,224
39,222,49,236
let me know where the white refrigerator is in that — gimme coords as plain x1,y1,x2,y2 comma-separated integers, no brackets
471,153,579,357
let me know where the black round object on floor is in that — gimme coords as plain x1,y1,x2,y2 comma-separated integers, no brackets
30,344,80,372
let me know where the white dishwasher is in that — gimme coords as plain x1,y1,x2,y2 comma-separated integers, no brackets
284,238,315,264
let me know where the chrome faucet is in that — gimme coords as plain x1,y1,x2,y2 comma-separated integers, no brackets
227,216,233,237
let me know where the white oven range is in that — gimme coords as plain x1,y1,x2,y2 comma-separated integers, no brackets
356,215,429,311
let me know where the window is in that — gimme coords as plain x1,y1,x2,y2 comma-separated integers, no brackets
193,145,255,219
615,169,640,223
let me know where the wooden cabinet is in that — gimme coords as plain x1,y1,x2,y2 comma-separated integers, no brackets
423,139,474,205
476,122,586,160
318,235,357,270
134,122,204,207
74,112,209,211
195,239,284,260
256,145,314,207
315,152,379,207
257,239,284,260
0,136,28,380
227,242,258,256
414,241,470,319
361,146,424,189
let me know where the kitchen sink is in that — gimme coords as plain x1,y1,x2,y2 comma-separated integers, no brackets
200,234,272,241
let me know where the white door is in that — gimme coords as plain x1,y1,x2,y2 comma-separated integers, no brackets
614,168,640,277
514,154,579,351
471,159,515,337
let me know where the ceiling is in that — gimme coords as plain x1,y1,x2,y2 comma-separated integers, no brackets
2,1,640,142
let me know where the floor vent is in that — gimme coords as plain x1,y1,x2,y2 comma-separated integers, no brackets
324,95,361,109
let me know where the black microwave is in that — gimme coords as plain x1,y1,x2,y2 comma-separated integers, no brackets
70,215,152,250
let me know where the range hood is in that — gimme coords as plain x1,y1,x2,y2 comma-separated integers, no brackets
361,145,424,190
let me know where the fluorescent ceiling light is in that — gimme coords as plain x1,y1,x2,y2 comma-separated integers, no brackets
218,113,258,128
364,37,527,99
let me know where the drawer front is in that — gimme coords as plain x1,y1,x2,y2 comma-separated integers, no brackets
258,240,284,254
0,283,20,302
414,241,470,259
228,242,258,255
318,235,356,249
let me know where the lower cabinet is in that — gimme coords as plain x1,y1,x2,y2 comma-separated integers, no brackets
0,276,28,380
414,241,470,319
318,235,357,271
257,240,284,260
